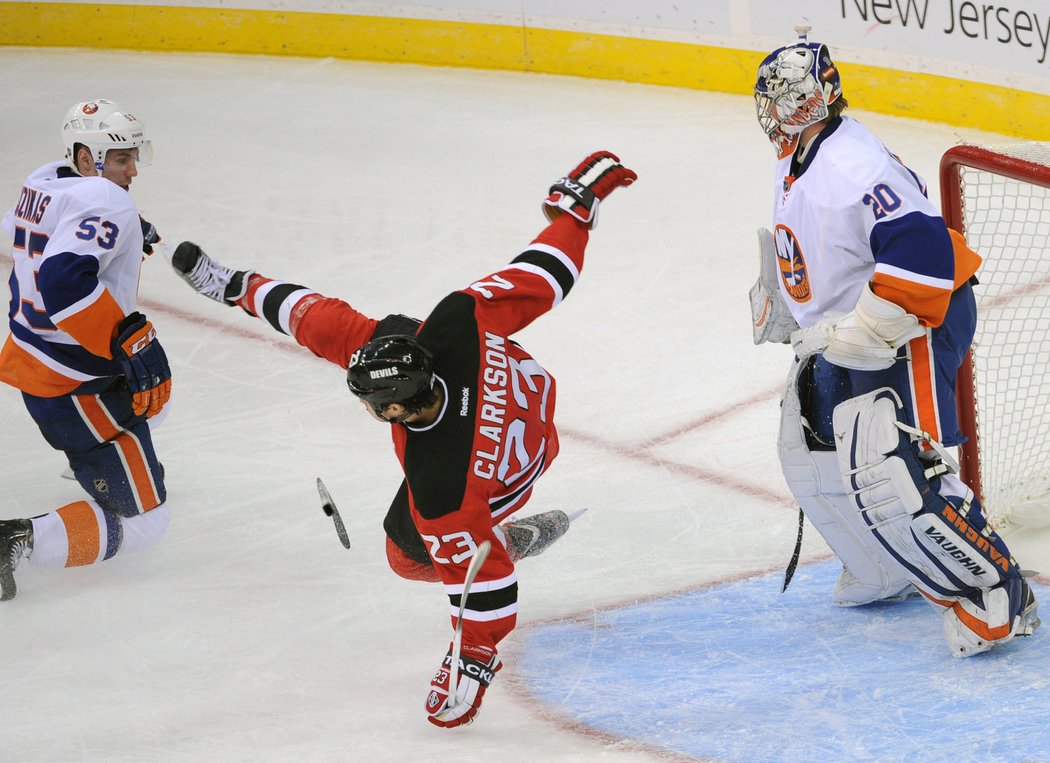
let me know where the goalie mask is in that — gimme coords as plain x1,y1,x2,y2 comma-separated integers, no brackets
346,335,435,416
62,99,154,171
754,30,842,159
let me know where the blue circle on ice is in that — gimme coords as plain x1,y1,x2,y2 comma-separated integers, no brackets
516,560,1047,763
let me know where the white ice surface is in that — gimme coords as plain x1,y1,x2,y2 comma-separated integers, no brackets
1,48,1047,762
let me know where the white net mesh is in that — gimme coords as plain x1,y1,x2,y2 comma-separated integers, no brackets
955,142,1050,528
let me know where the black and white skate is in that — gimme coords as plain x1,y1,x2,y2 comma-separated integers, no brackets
0,519,34,602
171,241,251,305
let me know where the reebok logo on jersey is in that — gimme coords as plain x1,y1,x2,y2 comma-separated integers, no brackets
460,387,470,416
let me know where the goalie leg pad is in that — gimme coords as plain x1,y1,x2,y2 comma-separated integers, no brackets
833,388,1035,654
833,388,1018,593
778,357,912,605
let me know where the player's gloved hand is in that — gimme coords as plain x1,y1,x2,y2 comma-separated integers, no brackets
140,216,161,256
112,312,172,417
790,284,925,370
543,150,637,229
425,642,501,728
750,227,798,344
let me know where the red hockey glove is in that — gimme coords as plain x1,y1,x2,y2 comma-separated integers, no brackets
113,312,172,418
425,642,501,728
543,150,637,229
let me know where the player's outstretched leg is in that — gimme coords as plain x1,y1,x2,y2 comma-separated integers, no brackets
171,241,252,305
0,519,34,602
501,510,572,562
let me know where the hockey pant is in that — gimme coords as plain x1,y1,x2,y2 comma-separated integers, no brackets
834,387,1031,653
21,378,170,568
384,479,440,582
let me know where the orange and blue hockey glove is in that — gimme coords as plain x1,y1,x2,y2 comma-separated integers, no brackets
113,312,172,417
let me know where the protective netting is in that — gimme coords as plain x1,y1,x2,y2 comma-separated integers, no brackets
955,142,1050,528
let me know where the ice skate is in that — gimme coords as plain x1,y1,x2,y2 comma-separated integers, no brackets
1016,577,1041,637
833,566,917,607
0,519,34,602
501,509,576,563
171,241,251,305
944,577,1040,657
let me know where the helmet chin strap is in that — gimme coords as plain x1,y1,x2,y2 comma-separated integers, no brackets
795,133,817,163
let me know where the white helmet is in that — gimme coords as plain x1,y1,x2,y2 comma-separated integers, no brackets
61,99,153,170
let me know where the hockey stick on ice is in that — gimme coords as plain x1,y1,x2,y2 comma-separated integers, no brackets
316,477,350,549
781,506,805,592
445,539,492,713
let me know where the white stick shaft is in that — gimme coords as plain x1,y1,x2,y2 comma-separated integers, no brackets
446,539,491,708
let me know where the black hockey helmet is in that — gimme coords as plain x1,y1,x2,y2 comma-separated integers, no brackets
346,334,435,415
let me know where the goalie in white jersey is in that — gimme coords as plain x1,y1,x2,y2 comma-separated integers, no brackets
750,28,1039,656
0,100,173,601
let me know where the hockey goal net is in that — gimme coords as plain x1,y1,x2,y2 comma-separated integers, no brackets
941,142,1050,530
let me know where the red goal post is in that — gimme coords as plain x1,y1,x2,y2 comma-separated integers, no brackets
941,142,1050,528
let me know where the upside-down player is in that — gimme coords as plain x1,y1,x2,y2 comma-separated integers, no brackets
0,100,172,601
749,28,1039,656
170,152,636,725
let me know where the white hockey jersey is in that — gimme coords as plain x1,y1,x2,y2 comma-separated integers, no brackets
770,117,980,329
1,161,145,396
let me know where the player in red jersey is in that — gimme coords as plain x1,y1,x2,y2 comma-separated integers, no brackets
170,151,636,727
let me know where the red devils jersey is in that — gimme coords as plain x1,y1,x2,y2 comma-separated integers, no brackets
278,214,589,650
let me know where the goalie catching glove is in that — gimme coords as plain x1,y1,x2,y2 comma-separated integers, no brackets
790,284,925,370
112,312,172,418
543,150,637,229
750,227,798,344
425,642,501,728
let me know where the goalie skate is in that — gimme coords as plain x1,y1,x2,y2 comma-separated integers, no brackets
944,577,1040,657
501,509,577,563
171,242,251,305
0,519,33,602
833,566,917,607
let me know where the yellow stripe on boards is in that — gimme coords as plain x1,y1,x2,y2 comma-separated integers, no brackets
2,2,1046,140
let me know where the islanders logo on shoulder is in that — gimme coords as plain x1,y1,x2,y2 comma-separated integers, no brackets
773,225,811,303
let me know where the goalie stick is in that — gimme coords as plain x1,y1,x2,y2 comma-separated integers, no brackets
445,539,492,714
316,477,350,549
781,506,805,592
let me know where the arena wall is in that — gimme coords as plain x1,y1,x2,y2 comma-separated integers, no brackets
1,0,1047,138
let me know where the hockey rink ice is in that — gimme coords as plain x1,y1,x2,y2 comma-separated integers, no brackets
2,48,1049,763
